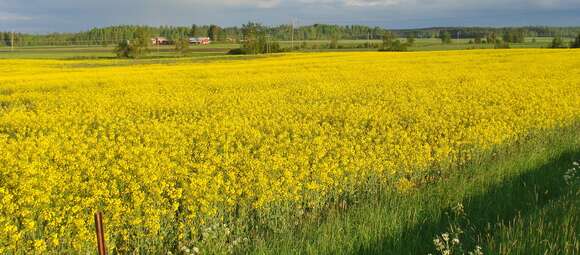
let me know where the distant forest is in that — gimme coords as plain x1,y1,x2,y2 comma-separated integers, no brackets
2,24,580,46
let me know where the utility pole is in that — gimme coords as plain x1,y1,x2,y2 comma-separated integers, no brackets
367,31,371,48
266,34,270,54
11,30,14,52
290,18,295,50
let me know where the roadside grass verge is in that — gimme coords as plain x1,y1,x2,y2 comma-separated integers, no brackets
246,126,579,255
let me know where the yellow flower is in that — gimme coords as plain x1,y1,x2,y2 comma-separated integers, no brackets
395,178,415,193
33,240,47,254
0,49,578,253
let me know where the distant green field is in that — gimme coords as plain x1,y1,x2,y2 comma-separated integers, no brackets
0,37,566,59
285,37,557,51
0,44,232,59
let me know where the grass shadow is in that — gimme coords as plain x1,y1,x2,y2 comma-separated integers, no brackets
355,149,579,255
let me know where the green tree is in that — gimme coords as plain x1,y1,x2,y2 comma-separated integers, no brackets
190,25,197,37
494,39,510,49
237,23,264,53
391,40,407,51
208,25,221,42
329,34,339,49
0,32,8,46
382,31,395,49
570,34,580,48
240,22,264,54
440,31,452,44
406,33,415,46
233,22,283,55
486,32,498,44
549,36,566,48
502,28,525,43
132,27,151,56
474,34,483,44
174,37,190,56
114,40,132,58
114,27,150,58
380,31,407,52
8,25,580,47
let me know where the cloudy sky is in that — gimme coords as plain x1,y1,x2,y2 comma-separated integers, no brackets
1,0,579,33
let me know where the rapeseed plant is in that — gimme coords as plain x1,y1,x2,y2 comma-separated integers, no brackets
0,50,578,253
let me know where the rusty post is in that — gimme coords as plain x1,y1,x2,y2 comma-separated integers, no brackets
94,212,107,255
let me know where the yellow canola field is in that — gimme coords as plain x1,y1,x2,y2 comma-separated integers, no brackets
0,50,579,253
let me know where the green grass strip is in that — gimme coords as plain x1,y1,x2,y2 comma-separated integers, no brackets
247,127,580,255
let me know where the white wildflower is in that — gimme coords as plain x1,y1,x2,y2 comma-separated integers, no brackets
452,238,460,245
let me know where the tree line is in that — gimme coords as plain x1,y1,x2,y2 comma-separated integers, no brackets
108,23,580,58
2,25,580,47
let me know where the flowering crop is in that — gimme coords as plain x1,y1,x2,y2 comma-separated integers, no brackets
0,50,579,253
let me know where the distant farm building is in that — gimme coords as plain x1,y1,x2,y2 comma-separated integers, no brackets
151,37,170,45
189,37,211,45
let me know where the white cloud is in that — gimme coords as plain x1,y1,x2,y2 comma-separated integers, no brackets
295,0,580,8
221,0,282,8
0,12,32,21
343,0,402,7
528,0,566,8
165,0,281,8
1,0,579,32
